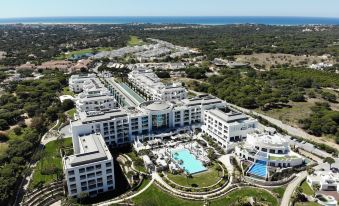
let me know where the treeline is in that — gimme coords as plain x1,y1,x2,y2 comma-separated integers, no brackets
299,102,339,138
137,24,339,59
0,24,129,66
0,71,73,204
190,67,339,111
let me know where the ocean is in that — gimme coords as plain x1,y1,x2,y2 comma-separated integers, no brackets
0,16,338,25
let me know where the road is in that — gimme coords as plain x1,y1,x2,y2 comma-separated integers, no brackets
228,103,339,151
280,171,308,206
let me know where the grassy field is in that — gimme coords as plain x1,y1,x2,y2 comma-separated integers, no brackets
256,101,315,127
300,180,314,196
166,164,222,187
127,36,144,46
30,138,72,189
62,86,75,97
133,185,278,206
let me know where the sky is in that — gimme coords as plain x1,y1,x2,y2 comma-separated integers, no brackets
0,0,339,18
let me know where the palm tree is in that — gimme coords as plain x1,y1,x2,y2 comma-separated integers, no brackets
324,157,335,169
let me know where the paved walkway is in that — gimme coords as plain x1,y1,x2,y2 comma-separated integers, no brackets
280,171,308,206
95,177,154,206
228,103,339,151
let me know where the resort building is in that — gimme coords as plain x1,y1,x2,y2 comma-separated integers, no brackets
69,73,97,93
128,69,187,101
63,133,115,198
201,107,258,151
235,129,304,179
71,94,226,147
75,89,117,112
307,170,339,192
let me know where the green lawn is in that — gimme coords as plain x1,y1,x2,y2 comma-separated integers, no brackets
128,36,144,46
133,185,278,206
30,138,72,189
272,186,286,198
62,86,75,97
166,164,223,187
210,187,279,206
66,108,76,118
133,184,202,206
300,180,314,196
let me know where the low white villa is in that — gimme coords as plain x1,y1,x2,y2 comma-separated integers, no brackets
307,170,339,192
235,129,304,179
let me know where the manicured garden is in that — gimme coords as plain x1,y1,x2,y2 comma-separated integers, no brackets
30,138,72,189
166,163,224,188
126,151,147,173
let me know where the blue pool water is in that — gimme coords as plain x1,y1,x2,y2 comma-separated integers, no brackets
248,160,267,178
172,149,207,174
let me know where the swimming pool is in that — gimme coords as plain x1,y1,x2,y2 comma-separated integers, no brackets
248,160,267,178
172,149,207,174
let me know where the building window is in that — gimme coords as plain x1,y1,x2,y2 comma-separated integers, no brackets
68,170,75,176
86,166,95,172
71,189,77,194
96,164,101,170
107,175,113,180
80,175,86,180
81,186,87,191
69,177,75,182
81,182,87,187
96,171,102,176
106,162,112,167
87,173,95,179
106,169,112,174
107,180,113,185
79,168,85,173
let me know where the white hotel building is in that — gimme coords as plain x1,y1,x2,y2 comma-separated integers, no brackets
201,107,258,151
63,72,265,197
69,73,97,93
71,95,226,147
128,69,187,101
63,133,115,198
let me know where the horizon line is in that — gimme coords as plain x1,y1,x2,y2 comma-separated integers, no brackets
1,15,339,19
